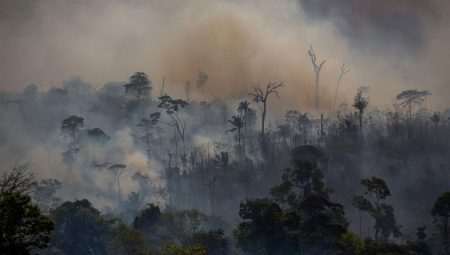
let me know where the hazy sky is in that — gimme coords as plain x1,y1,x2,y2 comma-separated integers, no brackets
1,0,449,109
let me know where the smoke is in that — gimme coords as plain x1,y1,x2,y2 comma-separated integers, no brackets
1,0,449,112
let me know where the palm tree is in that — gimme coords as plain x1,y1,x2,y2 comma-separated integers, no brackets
226,115,245,146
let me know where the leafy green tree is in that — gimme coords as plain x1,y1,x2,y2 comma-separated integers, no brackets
189,229,229,255
124,72,152,105
234,198,293,255
432,191,450,255
162,209,207,246
158,244,207,255
0,193,54,255
352,177,401,242
50,199,113,255
108,223,148,255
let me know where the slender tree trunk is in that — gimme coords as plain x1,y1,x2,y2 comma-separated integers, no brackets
359,110,363,137
315,75,320,112
261,102,267,136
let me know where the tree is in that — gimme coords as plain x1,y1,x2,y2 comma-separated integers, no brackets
189,229,229,255
237,100,251,149
248,81,284,136
352,87,369,137
158,94,188,154
0,193,54,255
61,115,84,142
87,128,110,161
124,72,152,105
396,89,431,120
430,111,440,131
50,199,113,255
234,198,292,255
432,191,450,255
108,164,127,203
162,209,207,246
0,165,35,197
197,70,209,136
33,178,62,213
137,112,161,146
226,115,245,146
334,63,350,109
133,204,161,234
308,45,326,112
353,177,401,242
108,223,148,255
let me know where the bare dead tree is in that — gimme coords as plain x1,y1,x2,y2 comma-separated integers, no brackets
334,63,350,109
248,81,284,136
308,46,326,112
0,165,35,197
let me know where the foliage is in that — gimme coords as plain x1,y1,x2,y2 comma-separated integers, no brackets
0,193,54,254
353,177,401,242
50,199,114,255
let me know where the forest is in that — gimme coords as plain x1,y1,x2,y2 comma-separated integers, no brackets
0,63,449,255
2,0,450,255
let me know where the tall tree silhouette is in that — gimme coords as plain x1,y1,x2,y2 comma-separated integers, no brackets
108,164,126,203
249,81,284,137
124,72,152,105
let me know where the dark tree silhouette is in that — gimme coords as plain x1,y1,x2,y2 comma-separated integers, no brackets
61,115,84,142
249,81,284,137
237,100,251,149
87,128,110,161
353,177,401,242
0,165,35,196
352,87,369,137
0,193,54,254
124,72,152,105
396,89,431,120
0,166,54,254
432,192,450,255
158,94,188,154
226,115,245,146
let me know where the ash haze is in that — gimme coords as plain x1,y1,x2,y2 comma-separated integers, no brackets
1,0,449,109
1,1,450,255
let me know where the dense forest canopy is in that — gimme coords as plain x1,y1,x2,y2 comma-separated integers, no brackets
1,0,450,255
